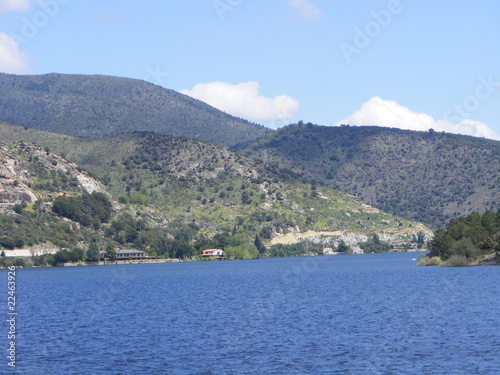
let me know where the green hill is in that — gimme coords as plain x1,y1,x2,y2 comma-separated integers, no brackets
0,73,270,148
243,123,500,228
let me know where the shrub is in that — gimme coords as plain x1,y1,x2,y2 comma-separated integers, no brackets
440,255,470,267
417,255,443,266
0,237,16,250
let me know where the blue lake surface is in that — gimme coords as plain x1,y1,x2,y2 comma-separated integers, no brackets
1,252,499,374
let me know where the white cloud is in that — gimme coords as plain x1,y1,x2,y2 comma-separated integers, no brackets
0,0,33,15
181,81,299,124
287,0,322,21
0,33,33,74
334,96,500,141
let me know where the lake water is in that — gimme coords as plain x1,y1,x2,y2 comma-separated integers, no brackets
1,253,499,374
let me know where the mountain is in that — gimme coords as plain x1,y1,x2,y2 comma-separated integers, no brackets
242,123,500,228
0,121,430,255
0,73,270,148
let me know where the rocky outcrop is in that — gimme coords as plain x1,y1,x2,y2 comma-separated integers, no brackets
0,142,108,210
0,146,37,205
269,226,433,250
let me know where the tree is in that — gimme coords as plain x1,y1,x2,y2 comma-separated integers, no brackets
451,238,478,260
481,210,497,235
105,243,117,261
428,229,454,259
86,242,100,261
0,237,16,250
68,248,85,262
53,250,70,264
13,204,26,214
172,240,193,258
416,232,425,248
241,191,251,205
337,240,351,253
254,235,266,254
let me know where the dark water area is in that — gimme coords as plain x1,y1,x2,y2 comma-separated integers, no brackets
1,252,499,374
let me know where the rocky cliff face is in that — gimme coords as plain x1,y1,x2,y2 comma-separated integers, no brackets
0,142,107,212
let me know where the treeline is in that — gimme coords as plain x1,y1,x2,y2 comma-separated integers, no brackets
268,242,322,257
427,210,500,264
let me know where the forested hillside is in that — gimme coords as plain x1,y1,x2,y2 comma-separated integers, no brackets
0,73,270,147
243,123,500,228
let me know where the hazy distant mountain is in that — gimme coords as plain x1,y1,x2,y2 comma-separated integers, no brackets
243,123,500,227
0,73,270,147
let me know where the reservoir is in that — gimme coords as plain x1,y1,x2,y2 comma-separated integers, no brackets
2,252,499,374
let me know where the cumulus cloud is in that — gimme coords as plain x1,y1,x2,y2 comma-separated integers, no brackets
334,96,500,141
181,81,299,124
0,0,33,15
287,0,322,21
0,33,33,74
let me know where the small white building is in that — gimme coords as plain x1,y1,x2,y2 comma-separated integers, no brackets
201,249,224,259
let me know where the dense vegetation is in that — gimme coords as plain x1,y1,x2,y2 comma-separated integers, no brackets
52,192,112,228
243,123,500,228
0,73,270,147
426,210,500,265
0,206,80,250
359,234,392,253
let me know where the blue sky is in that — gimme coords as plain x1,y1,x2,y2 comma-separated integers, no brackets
1,0,499,139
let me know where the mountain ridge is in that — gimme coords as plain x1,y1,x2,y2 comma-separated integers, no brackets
0,72,271,147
